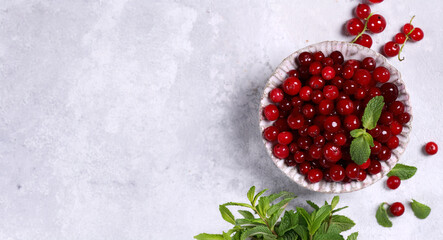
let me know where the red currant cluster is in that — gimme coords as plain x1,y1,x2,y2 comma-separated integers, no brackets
262,50,411,184
346,2,386,48
384,16,424,61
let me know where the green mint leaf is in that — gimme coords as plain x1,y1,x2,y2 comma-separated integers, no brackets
269,207,286,230
296,207,312,226
387,164,417,180
362,96,385,130
223,231,231,240
235,218,266,226
346,232,358,240
194,233,225,240
238,210,254,219
376,203,392,228
350,129,365,138
294,225,309,240
223,202,253,208
350,136,371,165
268,191,295,203
232,231,241,240
329,215,355,232
277,211,299,236
363,132,374,147
278,230,298,240
219,205,236,225
310,205,332,236
332,206,348,214
306,200,320,210
331,196,340,210
257,196,271,217
247,186,255,204
411,199,431,219
313,233,344,240
253,189,268,206
240,226,275,240
268,197,296,217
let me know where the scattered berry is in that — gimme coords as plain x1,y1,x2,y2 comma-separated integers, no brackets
425,142,438,155
384,41,400,57
307,168,323,183
390,202,405,216
367,14,386,33
387,176,401,189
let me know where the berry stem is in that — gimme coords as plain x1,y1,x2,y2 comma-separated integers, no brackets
397,15,416,61
351,13,374,43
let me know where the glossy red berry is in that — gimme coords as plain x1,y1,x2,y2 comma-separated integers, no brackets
269,88,284,103
274,144,289,159
309,146,322,159
359,159,371,169
330,51,344,64
322,66,336,80
283,77,302,95
373,67,390,83
302,104,316,119
277,131,293,145
387,176,401,189
273,118,290,132
357,170,367,181
389,101,405,115
368,0,384,3
346,163,360,179
390,121,403,135
355,34,373,48
287,69,299,78
333,133,347,146
377,126,391,143
355,4,371,19
309,61,322,75
344,115,361,131
367,14,386,33
313,51,325,61
294,151,306,163
379,111,394,125
378,146,392,161
324,116,341,132
307,169,323,183
390,202,405,216
309,76,325,90
287,114,305,130
368,160,382,175
299,86,313,101
299,162,311,175
362,57,376,71
323,143,342,163
394,33,407,44
346,18,364,35
410,28,424,41
425,142,438,155
323,85,339,100
380,83,399,104
371,141,382,155
397,112,411,124
264,104,279,121
297,136,312,151
342,65,355,80
298,52,313,66
403,23,414,34
387,136,399,149
384,41,400,57
263,126,279,141
329,165,345,182
336,99,354,115
307,125,320,138
353,69,372,85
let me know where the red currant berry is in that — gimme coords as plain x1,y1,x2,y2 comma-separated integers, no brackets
345,59,361,70
307,169,323,183
298,52,313,67
354,87,367,100
403,23,414,34
299,162,311,175
389,101,405,115
353,69,372,86
324,116,341,132
330,51,344,64
390,202,405,217
368,0,384,3
287,69,299,78
291,96,303,108
283,77,302,95
298,125,309,137
323,143,342,163
274,144,289,159
264,104,279,121
302,104,316,119
359,159,371,169
329,165,345,182
318,99,334,115
367,87,382,98
309,76,325,90
322,66,336,80
307,125,321,138
425,142,438,155
355,34,373,48
373,67,390,83
278,131,293,145
343,80,358,95
287,114,305,130
387,176,401,189
289,142,299,153
371,141,382,155
344,115,361,131
394,33,407,44
367,14,386,33
263,126,279,141
273,118,290,132
346,18,364,35
379,111,394,125
410,28,424,41
355,4,371,19
380,83,399,104
336,99,354,115
309,61,322,75
309,146,323,159
387,136,399,149
299,86,313,101
357,170,367,181
314,135,326,147
323,85,339,100
322,57,334,67
310,90,323,104
331,76,344,89
285,157,296,166
346,163,360,179
378,146,392,161
269,88,284,103
368,159,382,175
333,133,347,146
342,65,355,80
390,121,403,135
384,41,400,57
294,151,306,163
362,57,376,71
376,126,391,143
299,65,310,80
313,51,325,61
297,136,312,151
397,112,411,124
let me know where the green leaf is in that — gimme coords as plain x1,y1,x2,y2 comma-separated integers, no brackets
268,197,296,216
376,203,392,227
306,200,320,210
350,136,371,165
223,202,253,209
313,233,344,240
296,207,312,225
363,132,374,147
294,225,309,240
310,205,332,235
194,233,225,240
329,215,355,232
387,164,417,180
331,196,339,210
350,129,365,138
346,232,358,240
238,210,254,219
362,96,385,130
236,218,266,226
257,196,271,217
223,232,232,240
277,211,299,236
247,186,255,204
411,199,431,219
253,189,268,206
269,207,286,230
332,206,348,214
240,226,276,240
268,191,295,203
232,231,241,240
219,205,236,225
278,230,299,240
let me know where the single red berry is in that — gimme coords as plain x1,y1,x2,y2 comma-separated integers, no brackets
357,170,367,181
287,113,305,130
307,169,323,183
289,142,299,153
353,69,372,85
307,125,321,138
354,87,366,100
324,116,341,132
329,165,345,182
367,14,386,33
387,176,401,189
410,27,424,41
362,57,376,71
387,136,399,149
425,142,438,155
389,101,405,115
299,162,311,175
318,99,334,115
346,18,364,35
280,99,293,111
309,61,322,75
373,67,390,83
299,86,313,101
263,126,279,141
323,143,342,163
330,51,344,64
378,146,392,161
355,34,373,48
345,59,361,70
274,144,289,159
314,135,326,147
390,202,405,216
333,133,347,146
278,131,293,145
322,57,334,67
403,23,414,34
298,52,313,66
283,77,302,95
273,118,290,132
346,163,360,179
309,76,325,90
285,157,296,166
322,66,336,80
294,151,306,163
297,136,312,151
333,64,343,76
336,99,354,115
269,88,284,103
323,85,339,100
380,83,399,104
298,65,310,80
355,4,371,19
344,115,361,131
367,87,382,98
287,69,299,78
394,33,407,44
302,104,316,119
397,112,411,124
376,125,391,143
384,41,400,57
298,126,309,137
368,160,382,175
313,51,325,61
309,146,323,159
264,104,279,121
331,76,344,89
359,159,371,169
368,0,384,3
379,111,394,125
371,141,382,155
390,121,403,135
342,65,355,80
311,90,324,104
343,80,358,95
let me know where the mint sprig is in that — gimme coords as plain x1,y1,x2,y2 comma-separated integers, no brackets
350,96,385,165
375,202,392,228
387,163,417,180
411,199,431,219
195,186,358,240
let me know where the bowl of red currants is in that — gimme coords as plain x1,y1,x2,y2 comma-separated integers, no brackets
259,41,412,193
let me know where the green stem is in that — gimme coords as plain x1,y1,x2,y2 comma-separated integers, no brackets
252,206,278,236
397,15,416,61
351,13,374,43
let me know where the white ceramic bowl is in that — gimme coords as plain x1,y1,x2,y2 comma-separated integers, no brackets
259,41,412,193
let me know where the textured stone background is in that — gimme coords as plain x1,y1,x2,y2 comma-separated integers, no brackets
0,0,441,239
